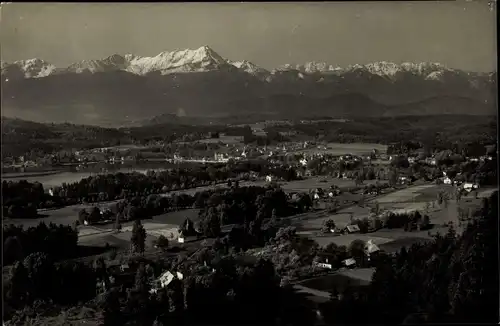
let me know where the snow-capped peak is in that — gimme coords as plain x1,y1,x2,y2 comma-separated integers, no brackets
125,45,233,75
9,58,56,78
228,60,269,75
296,62,336,73
364,61,400,76
66,54,128,74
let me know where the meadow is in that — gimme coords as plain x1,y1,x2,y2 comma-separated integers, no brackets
296,142,387,156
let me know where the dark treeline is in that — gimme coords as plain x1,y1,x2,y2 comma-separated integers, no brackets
2,160,300,219
3,222,79,266
2,117,251,159
267,115,496,149
4,252,98,320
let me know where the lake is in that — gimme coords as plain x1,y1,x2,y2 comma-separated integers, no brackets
1,162,193,189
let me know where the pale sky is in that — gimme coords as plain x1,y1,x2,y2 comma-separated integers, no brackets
1,2,497,72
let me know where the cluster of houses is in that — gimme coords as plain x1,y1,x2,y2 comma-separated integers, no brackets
441,171,480,192
313,238,381,270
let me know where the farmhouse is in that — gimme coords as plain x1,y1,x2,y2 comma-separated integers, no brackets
463,183,479,192
443,177,452,185
150,270,183,294
343,225,361,234
313,261,333,270
342,258,356,268
364,240,380,261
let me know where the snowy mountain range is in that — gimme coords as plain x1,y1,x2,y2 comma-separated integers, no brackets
1,45,493,82
1,46,496,126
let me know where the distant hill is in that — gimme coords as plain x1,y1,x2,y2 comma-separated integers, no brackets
1,117,130,158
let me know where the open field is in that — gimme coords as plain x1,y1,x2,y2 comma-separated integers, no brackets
76,209,201,250
296,142,387,156
373,184,436,204
298,267,375,293
292,183,494,256
337,268,375,283
377,237,433,254
198,135,243,144
152,209,200,225
101,144,149,151
5,201,122,228
278,176,384,193
77,223,181,251
2,170,63,179
312,234,394,248
2,167,163,189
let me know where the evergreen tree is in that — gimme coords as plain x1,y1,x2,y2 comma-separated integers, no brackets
131,219,146,254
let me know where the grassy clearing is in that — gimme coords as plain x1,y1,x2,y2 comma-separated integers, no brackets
152,209,200,225
313,234,394,248
199,135,243,144
337,268,375,283
378,237,432,254
297,142,387,156
374,185,436,204
299,268,375,292
278,176,383,193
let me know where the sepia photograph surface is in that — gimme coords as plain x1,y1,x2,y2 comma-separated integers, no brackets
1,2,498,325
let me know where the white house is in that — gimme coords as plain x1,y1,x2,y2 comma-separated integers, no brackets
159,271,175,288
342,258,356,267
463,183,479,192
266,175,273,183
443,177,452,185
364,240,380,261
313,261,333,269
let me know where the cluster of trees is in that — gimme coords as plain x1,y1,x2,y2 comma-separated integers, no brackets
75,184,311,230
100,254,315,326
321,207,431,235
3,222,79,266
2,180,53,219
195,186,312,239
319,191,498,324
6,161,299,213
384,211,431,231
3,253,98,322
